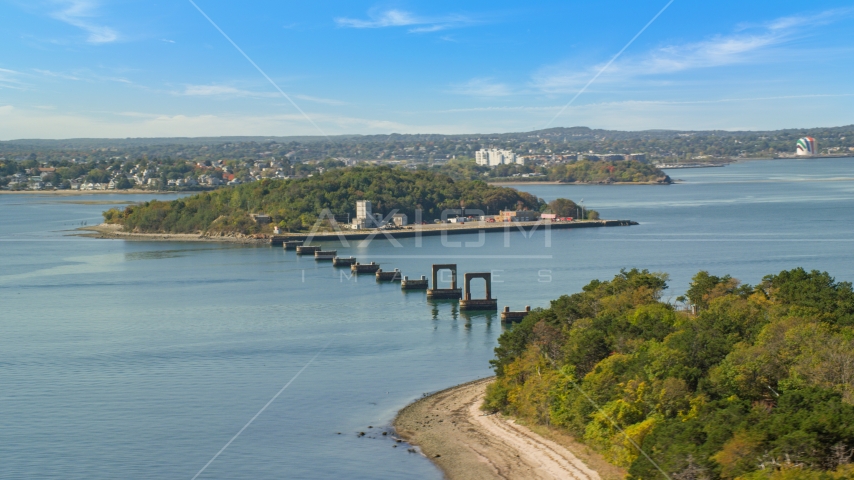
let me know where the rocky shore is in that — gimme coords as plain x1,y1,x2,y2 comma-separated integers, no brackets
75,224,269,244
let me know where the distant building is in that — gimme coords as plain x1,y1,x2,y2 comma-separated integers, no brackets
796,137,816,156
392,213,408,227
353,200,375,229
476,149,521,166
578,153,623,162
356,200,372,221
499,210,540,222
251,214,272,224
577,153,646,162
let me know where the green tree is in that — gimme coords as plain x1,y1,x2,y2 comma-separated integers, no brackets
115,176,133,190
548,198,578,217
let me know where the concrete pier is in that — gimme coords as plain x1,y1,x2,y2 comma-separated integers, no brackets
283,240,304,250
351,262,380,274
272,219,638,242
459,272,497,311
501,306,531,322
332,257,356,267
427,264,462,299
314,250,337,261
376,268,402,282
401,275,429,290
296,245,320,255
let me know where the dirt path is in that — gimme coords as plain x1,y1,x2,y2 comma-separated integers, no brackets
394,378,615,480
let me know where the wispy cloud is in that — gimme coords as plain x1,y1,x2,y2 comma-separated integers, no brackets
34,68,82,81
0,107,443,139
50,0,118,44
294,94,348,106
32,67,132,84
335,9,477,33
533,8,854,93
0,68,21,82
450,78,513,97
437,106,560,113
179,85,278,98
0,68,26,89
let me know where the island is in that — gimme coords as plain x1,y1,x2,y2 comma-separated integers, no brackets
398,268,854,479
99,166,628,240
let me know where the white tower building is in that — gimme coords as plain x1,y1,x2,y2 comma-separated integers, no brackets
475,149,520,167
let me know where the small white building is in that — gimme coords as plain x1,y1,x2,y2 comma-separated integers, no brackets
392,213,408,227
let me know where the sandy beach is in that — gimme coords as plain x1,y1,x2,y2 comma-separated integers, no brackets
394,378,624,480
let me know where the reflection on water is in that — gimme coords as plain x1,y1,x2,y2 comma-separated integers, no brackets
124,247,227,261
428,298,459,321
459,310,498,326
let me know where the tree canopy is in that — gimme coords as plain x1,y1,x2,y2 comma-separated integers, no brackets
485,268,854,479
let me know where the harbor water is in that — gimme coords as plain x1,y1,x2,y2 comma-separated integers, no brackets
2,157,854,479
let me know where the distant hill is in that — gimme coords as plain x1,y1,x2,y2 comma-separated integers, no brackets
4,125,853,164
5,125,854,149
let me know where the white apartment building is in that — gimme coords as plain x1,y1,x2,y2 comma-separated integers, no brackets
475,149,522,167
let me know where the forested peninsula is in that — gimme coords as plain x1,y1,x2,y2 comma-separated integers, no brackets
438,158,671,184
102,166,554,234
484,268,854,479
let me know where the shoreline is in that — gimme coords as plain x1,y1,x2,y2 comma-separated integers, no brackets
75,224,268,244
0,189,187,196
488,180,669,186
393,378,623,480
77,219,638,244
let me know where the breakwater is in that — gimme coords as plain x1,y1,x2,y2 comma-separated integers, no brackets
271,219,636,243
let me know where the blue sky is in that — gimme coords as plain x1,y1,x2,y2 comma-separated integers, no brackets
1,0,853,139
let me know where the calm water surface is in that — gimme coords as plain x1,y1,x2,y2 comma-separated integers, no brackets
2,158,854,479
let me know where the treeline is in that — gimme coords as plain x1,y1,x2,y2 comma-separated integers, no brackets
485,268,854,479
433,158,669,184
102,166,546,233
543,160,669,184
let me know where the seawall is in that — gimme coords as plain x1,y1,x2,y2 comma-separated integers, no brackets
272,220,637,242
